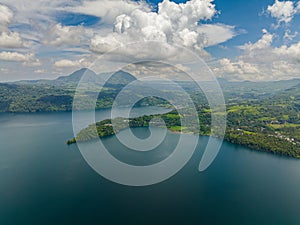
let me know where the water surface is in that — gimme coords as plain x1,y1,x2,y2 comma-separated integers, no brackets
0,107,300,225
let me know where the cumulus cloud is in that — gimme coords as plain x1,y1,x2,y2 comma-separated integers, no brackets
0,51,39,64
0,32,23,48
219,58,259,75
267,0,300,25
215,29,300,81
0,1,92,52
0,4,23,48
240,29,273,53
240,29,300,64
68,0,151,24
89,0,236,60
43,23,85,46
214,1,300,81
0,0,239,78
0,4,13,29
274,41,300,61
271,60,298,77
54,58,91,68
214,58,262,81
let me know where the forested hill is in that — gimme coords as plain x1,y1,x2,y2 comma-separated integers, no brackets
1,68,300,113
15,68,136,88
0,69,137,112
0,83,74,112
67,80,300,158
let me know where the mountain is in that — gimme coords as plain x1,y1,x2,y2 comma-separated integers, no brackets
103,70,137,88
285,83,300,92
55,68,100,84
14,68,136,88
0,69,138,112
55,69,136,88
270,82,300,109
1,68,300,113
217,78,300,102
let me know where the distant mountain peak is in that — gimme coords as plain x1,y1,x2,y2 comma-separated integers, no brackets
55,68,97,82
102,70,137,87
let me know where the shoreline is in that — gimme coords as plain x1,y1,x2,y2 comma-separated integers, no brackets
67,125,300,159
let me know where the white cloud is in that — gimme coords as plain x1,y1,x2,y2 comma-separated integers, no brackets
267,0,300,25
0,51,37,62
274,41,300,61
68,0,151,24
218,58,260,75
43,23,85,46
0,50,40,67
34,69,46,74
0,0,238,80
238,28,300,64
158,0,216,27
0,1,78,25
54,58,91,68
283,29,298,41
240,29,273,53
90,34,122,54
197,24,236,47
0,31,23,48
0,4,23,48
0,4,13,29
23,59,41,67
89,0,235,61
0,1,90,51
215,28,300,81
271,60,298,77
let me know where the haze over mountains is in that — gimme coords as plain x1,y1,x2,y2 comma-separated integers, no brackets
15,68,136,88
0,68,300,113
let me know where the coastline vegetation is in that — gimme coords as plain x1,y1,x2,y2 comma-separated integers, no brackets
68,102,300,158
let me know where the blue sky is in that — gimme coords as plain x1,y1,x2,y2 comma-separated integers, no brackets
0,0,300,81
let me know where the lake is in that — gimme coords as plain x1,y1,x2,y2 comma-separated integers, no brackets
1,107,300,225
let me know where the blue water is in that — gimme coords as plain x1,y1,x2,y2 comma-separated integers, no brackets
1,107,300,225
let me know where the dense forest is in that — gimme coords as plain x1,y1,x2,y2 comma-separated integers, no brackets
1,68,299,113
68,92,300,158
66,72,300,157
0,69,138,112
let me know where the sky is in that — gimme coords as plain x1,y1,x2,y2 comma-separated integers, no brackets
0,0,300,81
